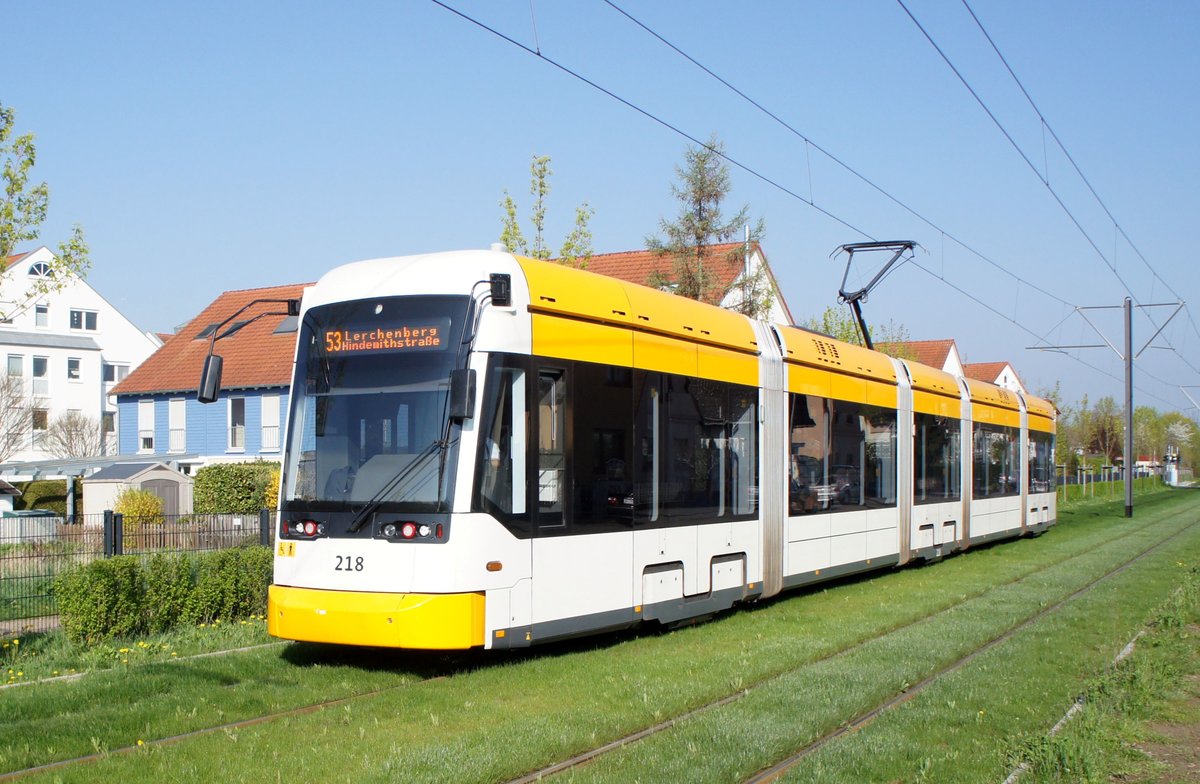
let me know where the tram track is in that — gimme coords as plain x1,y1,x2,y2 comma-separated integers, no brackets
741,517,1200,783
1,509,1191,782
504,511,1199,784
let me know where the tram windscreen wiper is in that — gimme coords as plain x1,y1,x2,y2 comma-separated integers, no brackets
345,440,447,534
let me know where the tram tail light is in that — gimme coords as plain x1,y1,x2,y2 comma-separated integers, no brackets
379,521,445,542
288,520,325,539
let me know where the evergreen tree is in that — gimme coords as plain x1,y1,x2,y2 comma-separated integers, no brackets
646,134,771,317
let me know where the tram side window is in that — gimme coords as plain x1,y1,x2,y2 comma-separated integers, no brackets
914,412,962,504
571,363,633,526
660,375,759,524
1028,431,1055,493
789,393,826,515
829,400,897,510
633,371,662,524
537,369,566,527
663,375,722,523
973,423,1019,497
788,393,897,513
476,360,528,524
728,388,758,516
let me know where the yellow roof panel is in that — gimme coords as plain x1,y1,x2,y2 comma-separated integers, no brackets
964,378,1021,411
517,255,758,355
776,326,897,385
904,360,961,399
1024,394,1057,421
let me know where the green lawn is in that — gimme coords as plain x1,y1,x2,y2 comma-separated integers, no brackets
4,487,1196,782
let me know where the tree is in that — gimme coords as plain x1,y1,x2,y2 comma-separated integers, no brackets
645,134,771,317
42,410,104,458
803,305,914,359
1088,396,1123,464
499,154,594,268
0,374,38,461
1,102,90,318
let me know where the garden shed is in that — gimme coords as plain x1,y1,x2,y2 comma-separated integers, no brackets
0,480,20,514
84,462,194,518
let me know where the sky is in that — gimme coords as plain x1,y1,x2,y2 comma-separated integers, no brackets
5,0,1199,416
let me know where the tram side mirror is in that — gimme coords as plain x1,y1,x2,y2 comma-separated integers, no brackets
449,368,476,421
197,354,224,404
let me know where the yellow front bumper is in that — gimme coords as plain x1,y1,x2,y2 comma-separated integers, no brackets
268,585,486,650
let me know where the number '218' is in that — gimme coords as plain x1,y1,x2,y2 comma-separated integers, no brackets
335,555,363,572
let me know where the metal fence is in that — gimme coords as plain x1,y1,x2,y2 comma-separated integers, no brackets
0,510,277,636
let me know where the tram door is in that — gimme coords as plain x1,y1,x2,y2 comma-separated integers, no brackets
531,364,635,637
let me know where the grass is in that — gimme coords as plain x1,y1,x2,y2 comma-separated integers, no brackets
4,487,1196,782
1012,564,1200,783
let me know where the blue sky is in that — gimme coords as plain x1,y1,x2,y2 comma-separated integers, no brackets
6,1,1199,413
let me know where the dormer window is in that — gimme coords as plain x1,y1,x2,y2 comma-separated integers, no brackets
27,261,51,278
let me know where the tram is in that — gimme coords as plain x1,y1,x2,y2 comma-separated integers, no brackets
257,249,1056,650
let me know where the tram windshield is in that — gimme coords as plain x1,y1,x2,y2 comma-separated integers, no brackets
281,295,471,511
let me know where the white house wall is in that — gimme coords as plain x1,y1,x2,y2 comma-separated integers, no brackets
0,247,161,461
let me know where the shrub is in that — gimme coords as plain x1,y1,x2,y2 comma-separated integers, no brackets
263,466,281,511
113,488,165,528
193,462,280,514
55,556,145,644
54,546,274,644
144,554,193,633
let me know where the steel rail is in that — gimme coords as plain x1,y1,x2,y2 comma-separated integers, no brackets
742,518,1200,783
503,509,1188,784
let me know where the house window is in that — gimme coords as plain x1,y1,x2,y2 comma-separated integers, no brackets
228,397,245,451
32,356,48,396
69,309,98,331
32,408,48,447
27,262,50,278
103,363,130,383
7,355,21,377
261,394,280,452
168,398,185,453
138,400,155,453
102,411,115,434
35,304,49,328
67,358,81,382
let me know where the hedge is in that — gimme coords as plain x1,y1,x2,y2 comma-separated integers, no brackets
12,478,82,516
193,461,280,514
54,546,273,644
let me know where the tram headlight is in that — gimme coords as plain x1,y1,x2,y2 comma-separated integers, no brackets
417,524,432,538
400,522,418,539
382,523,398,538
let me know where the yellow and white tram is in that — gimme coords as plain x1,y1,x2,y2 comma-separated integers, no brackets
266,249,1056,650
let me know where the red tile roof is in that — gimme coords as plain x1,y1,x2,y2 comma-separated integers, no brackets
112,283,310,396
962,361,1007,383
877,339,958,370
579,242,752,304
963,361,1024,391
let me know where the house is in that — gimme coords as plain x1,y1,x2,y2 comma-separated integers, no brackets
962,361,1026,395
110,282,309,473
579,242,795,325
0,247,162,461
879,339,965,377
